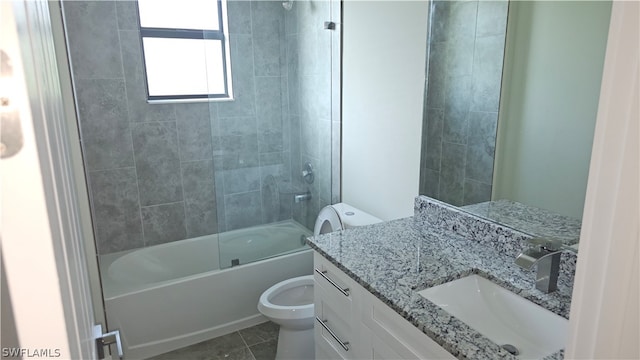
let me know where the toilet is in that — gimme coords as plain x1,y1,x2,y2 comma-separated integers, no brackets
257,203,382,360
314,202,383,236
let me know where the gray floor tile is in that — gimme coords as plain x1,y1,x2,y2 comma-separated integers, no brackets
148,332,247,360
239,322,279,347
248,339,277,360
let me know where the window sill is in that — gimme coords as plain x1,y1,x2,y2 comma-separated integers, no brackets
147,96,234,105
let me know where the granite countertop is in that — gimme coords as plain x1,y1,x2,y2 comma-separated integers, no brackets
461,200,582,245
307,210,575,360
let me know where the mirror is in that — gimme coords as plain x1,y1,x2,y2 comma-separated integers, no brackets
418,0,612,242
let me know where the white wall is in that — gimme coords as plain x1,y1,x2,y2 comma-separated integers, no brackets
493,1,612,219
566,1,639,357
342,1,428,220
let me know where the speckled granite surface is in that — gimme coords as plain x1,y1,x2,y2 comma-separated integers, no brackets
307,197,575,360
462,200,581,244
415,196,577,278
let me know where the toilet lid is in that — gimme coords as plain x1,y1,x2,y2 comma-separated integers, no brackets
314,205,343,236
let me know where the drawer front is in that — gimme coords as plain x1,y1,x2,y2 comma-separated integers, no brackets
315,330,347,360
363,293,456,359
315,289,354,359
313,253,354,309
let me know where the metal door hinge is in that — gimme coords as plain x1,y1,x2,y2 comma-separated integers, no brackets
93,325,123,360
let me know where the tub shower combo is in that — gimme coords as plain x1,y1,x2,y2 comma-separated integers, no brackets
60,0,340,358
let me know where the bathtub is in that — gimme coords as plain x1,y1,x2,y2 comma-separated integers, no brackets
100,220,313,359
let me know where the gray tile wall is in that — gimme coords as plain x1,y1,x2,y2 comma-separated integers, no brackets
419,0,507,206
64,0,336,254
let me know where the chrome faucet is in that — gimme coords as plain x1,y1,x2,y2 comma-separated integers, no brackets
515,238,578,293
294,191,312,203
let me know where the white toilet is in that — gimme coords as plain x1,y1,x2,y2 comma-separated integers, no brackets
257,203,382,360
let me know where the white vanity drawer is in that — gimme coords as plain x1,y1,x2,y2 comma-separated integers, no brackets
362,293,456,360
313,252,354,311
314,300,353,360
313,252,362,359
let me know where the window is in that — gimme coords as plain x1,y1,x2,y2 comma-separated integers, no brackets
137,0,233,102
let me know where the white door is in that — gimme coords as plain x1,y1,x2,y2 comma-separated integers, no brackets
1,1,114,359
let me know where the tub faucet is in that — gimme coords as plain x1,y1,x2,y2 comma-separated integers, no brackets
515,237,578,293
294,191,312,203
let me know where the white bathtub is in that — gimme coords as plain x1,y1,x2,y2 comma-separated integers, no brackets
99,220,313,359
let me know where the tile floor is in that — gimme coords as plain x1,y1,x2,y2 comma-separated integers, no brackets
147,321,279,360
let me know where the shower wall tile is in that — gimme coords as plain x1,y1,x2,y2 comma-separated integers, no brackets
221,134,259,158
251,1,284,37
115,0,138,30
282,113,292,152
260,152,284,166
280,73,290,118
225,191,263,230
74,79,134,171
298,28,319,76
424,108,444,171
88,168,143,254
182,160,218,238
289,115,302,186
444,1,478,76
422,0,506,205
176,103,213,161
443,74,471,144
448,1,479,41
300,74,331,121
463,179,492,206
476,1,509,37
331,120,341,204
256,77,284,153
446,36,476,77
223,167,261,194
285,4,298,35
465,111,498,184
470,34,506,113
426,41,446,110
218,153,261,171
218,35,256,118
63,1,123,79
430,1,450,43
131,122,183,206
300,114,320,159
254,36,283,77
227,0,252,35
286,35,300,116
261,172,281,223
439,142,466,206
141,202,187,246
119,30,177,123
219,116,257,137
318,120,332,203
255,77,283,130
214,171,227,233
421,168,440,198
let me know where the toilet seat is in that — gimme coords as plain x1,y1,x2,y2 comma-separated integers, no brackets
314,205,343,235
258,275,314,321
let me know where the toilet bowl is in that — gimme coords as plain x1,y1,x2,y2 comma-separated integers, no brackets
258,203,382,359
258,275,315,359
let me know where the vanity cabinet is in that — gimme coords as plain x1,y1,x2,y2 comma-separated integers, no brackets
313,252,455,360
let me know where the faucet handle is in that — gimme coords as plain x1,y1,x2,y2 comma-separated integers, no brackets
526,237,578,254
526,237,563,251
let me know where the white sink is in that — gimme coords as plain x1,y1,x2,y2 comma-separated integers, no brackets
418,275,568,359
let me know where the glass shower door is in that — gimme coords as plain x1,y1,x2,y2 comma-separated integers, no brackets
214,0,339,269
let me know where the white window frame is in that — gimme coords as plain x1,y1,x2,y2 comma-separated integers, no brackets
136,0,233,103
